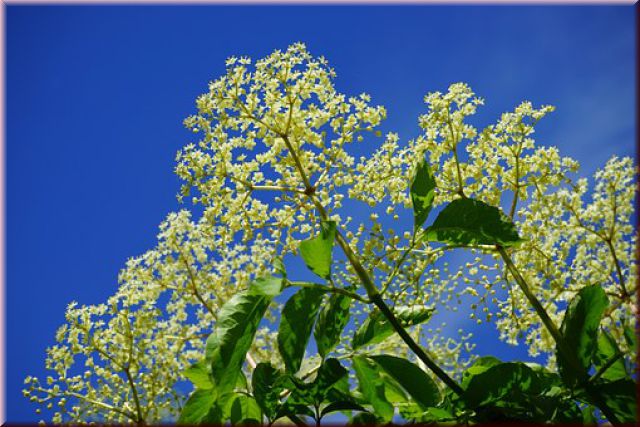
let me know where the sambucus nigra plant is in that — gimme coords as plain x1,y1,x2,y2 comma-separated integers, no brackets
24,43,637,425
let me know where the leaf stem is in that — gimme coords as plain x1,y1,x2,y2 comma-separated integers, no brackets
287,281,370,303
589,351,625,384
370,293,464,396
279,130,464,396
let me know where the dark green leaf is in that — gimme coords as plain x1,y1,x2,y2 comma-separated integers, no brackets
593,330,627,381
208,291,273,394
424,198,523,247
589,378,637,423
371,355,440,409
461,356,502,388
557,285,608,386
178,389,216,424
320,401,366,418
411,160,436,229
278,287,327,373
277,359,351,424
314,294,351,358
624,323,637,352
349,412,380,425
203,392,235,425
288,358,351,408
352,305,433,349
463,362,543,408
381,373,409,404
299,221,336,279
352,356,395,422
229,394,262,425
275,403,315,423
183,360,213,390
252,363,288,421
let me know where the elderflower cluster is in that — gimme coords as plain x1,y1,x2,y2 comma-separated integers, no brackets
25,210,283,423
408,84,636,361
24,44,635,423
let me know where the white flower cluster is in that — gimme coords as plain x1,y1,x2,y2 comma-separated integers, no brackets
24,44,636,423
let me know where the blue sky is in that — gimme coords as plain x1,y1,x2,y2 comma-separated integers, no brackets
6,5,635,422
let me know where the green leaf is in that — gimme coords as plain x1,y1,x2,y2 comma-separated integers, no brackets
424,198,523,247
311,358,350,404
371,355,441,409
276,359,352,423
229,393,262,425
321,401,366,418
273,256,287,278
278,287,327,373
299,221,336,279
463,362,543,409
314,293,351,358
288,358,351,408
460,356,502,388
183,360,213,390
208,291,274,394
250,275,284,297
352,305,433,349
394,305,434,326
623,323,637,352
352,356,395,422
589,379,637,423
557,285,608,386
349,412,380,425
411,160,436,229
178,389,216,424
582,404,598,425
252,363,288,421
593,330,627,381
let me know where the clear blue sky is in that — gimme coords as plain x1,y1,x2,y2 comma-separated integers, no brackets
6,5,635,422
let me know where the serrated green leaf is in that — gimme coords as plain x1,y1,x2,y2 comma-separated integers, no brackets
320,401,366,418
273,256,287,278
557,285,608,386
314,293,351,358
249,275,284,297
411,160,436,229
229,393,262,425
352,356,395,422
623,323,637,352
208,291,274,394
183,360,213,390
278,287,327,373
394,305,434,326
461,356,502,388
371,355,441,409
299,221,336,279
463,362,543,409
352,305,433,349
593,330,627,381
424,198,523,247
275,359,351,422
178,389,216,424
252,363,287,421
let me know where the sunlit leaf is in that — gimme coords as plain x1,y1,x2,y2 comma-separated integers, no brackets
299,221,336,279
